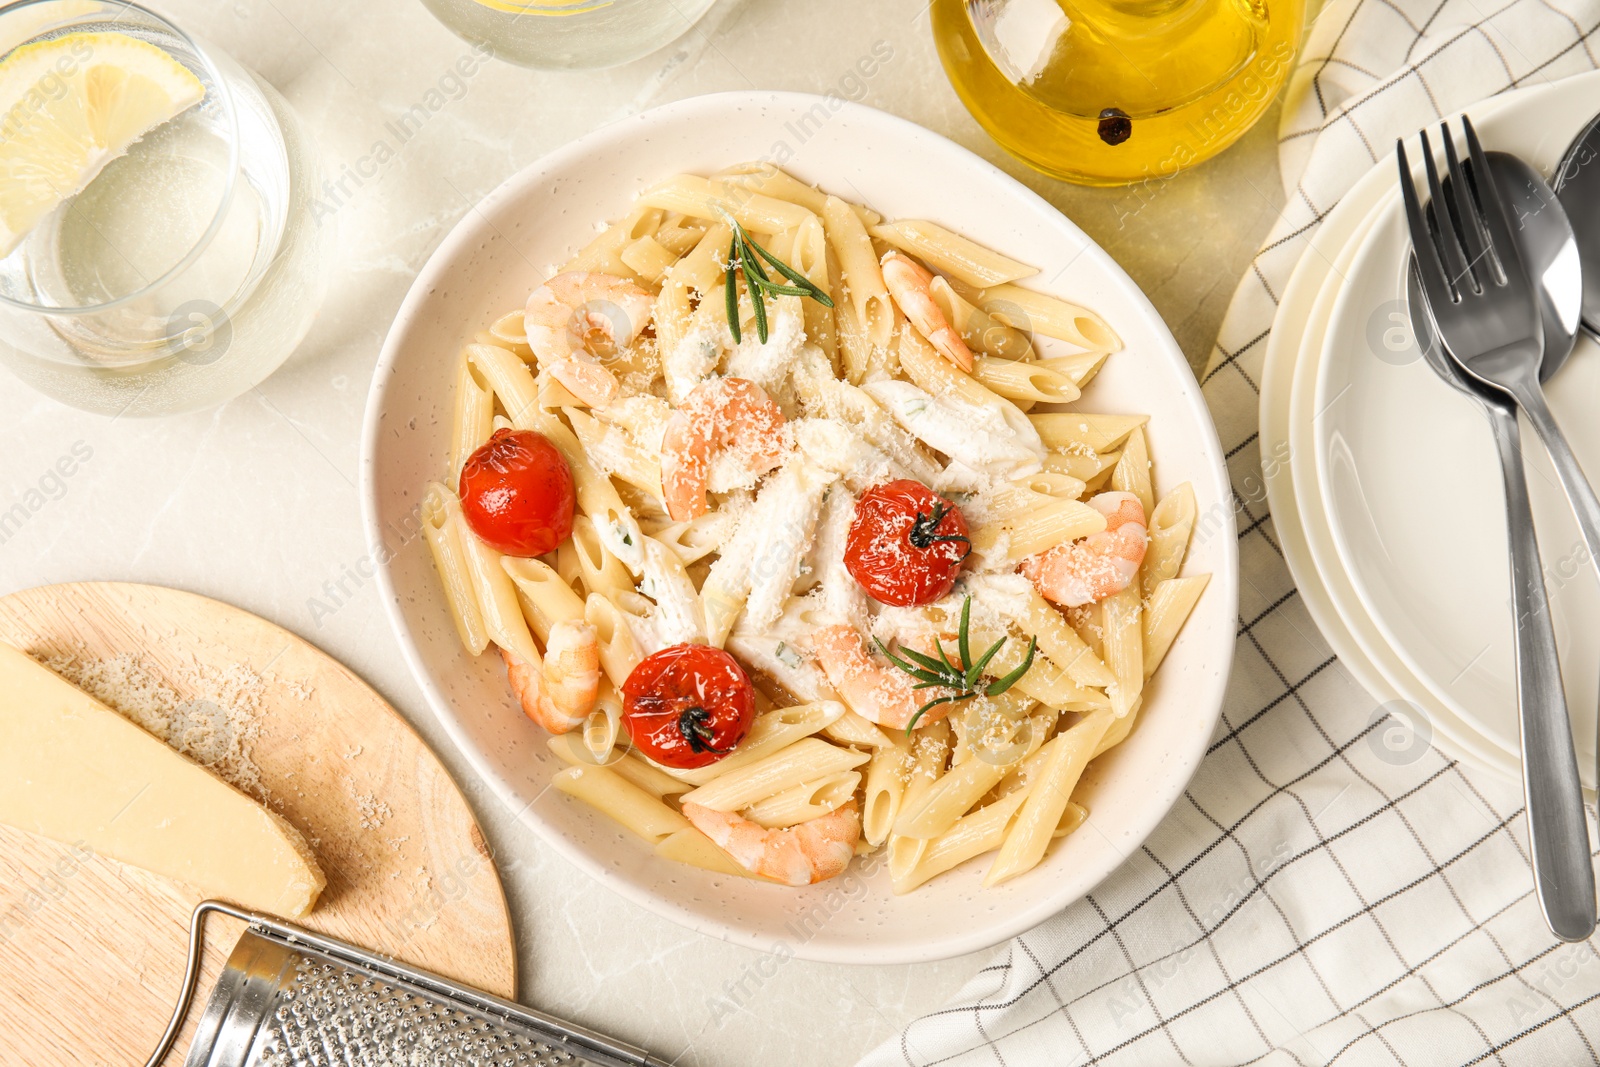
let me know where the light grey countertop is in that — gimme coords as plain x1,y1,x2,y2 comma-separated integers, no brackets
0,1,1285,1062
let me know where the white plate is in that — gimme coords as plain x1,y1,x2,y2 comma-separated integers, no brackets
1264,165,1519,781
1312,74,1600,786
361,91,1239,964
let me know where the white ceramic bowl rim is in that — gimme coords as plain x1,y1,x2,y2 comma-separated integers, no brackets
360,90,1240,964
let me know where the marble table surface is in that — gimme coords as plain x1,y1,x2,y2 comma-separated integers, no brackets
0,2,1287,1063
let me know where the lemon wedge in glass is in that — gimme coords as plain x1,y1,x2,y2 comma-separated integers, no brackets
0,31,205,258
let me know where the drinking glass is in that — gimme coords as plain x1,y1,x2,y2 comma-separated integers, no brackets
418,0,720,70
0,0,332,417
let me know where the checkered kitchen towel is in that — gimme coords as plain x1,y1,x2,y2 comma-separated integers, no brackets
863,1,1600,1064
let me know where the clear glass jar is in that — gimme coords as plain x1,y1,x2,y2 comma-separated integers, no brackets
934,0,1305,186
418,0,720,70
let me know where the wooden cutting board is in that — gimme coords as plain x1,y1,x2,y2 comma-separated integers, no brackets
0,582,516,1066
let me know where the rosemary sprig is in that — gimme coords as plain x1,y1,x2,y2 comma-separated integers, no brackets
723,218,834,344
875,596,1037,734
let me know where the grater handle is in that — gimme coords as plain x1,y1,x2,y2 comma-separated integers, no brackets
148,900,675,1067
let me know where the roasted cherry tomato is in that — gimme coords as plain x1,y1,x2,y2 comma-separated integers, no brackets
844,480,971,607
458,428,575,556
622,644,755,769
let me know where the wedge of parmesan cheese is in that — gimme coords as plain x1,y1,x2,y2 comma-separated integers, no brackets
0,642,325,917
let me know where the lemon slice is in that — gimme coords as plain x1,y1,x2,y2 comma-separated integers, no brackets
0,31,205,258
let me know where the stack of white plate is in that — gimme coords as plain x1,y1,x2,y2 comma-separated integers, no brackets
1261,70,1600,791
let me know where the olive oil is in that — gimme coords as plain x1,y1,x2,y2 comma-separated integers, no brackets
932,0,1304,186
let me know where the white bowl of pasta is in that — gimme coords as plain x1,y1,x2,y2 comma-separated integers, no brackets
362,91,1238,965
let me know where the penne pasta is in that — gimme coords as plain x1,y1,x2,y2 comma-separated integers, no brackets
552,764,688,845
421,483,489,655
862,739,912,847
985,710,1112,886
663,701,848,787
1143,575,1210,678
638,173,813,235
893,791,1028,894
743,771,860,828
450,349,495,480
502,556,586,643
870,218,1037,288
655,827,764,879
1030,412,1149,454
678,737,869,812
972,355,1081,404
1143,483,1197,596
823,194,893,348
1112,426,1154,519
620,234,680,285
1101,585,1144,719
979,284,1122,352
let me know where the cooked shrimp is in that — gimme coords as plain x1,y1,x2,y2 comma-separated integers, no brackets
660,377,788,521
880,251,973,372
1020,491,1148,608
682,800,860,886
812,624,953,731
524,271,655,408
499,618,601,733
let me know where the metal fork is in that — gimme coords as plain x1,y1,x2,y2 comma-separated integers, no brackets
1401,118,1600,576
1398,118,1596,941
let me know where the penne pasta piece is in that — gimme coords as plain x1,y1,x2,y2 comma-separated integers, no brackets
488,308,528,349
571,515,635,601
620,234,680,285
710,163,829,215
678,737,869,812
1111,426,1154,519
460,527,541,668
946,628,1108,709
467,342,540,425
892,791,1028,894
984,710,1112,886
1019,590,1117,689
1035,350,1109,388
566,407,664,501
581,680,624,764
1093,696,1140,758
663,701,848,786
862,739,912,847
1143,575,1210,678
450,348,495,480
972,356,1081,404
585,592,644,688
972,498,1107,563
638,173,813,234
553,764,689,845
823,194,893,348
1053,801,1088,840
501,556,586,643
1143,483,1197,596
893,709,1050,840
822,709,893,750
548,734,692,797
655,826,764,879
421,483,489,655
1101,584,1144,719
979,284,1121,352
887,832,930,883
1030,412,1149,455
870,219,1037,288
743,771,861,828
637,534,707,646
653,221,706,258
929,276,1034,360
1043,450,1119,484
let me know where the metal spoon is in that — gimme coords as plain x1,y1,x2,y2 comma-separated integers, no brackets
1407,151,1595,942
1554,111,1600,341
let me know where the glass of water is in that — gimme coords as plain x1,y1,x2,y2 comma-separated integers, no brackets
418,0,720,70
0,0,331,417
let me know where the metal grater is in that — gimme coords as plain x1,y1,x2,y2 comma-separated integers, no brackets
145,901,672,1067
